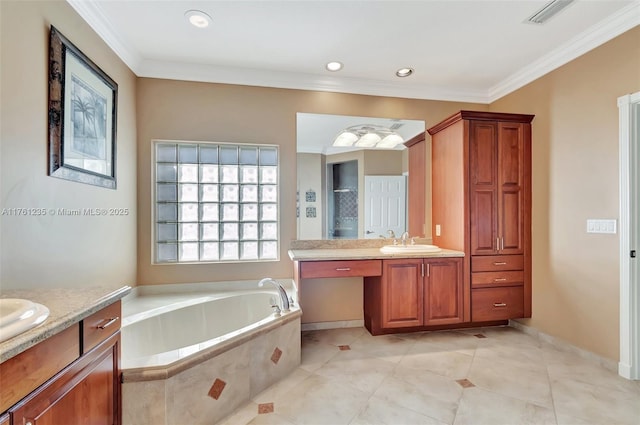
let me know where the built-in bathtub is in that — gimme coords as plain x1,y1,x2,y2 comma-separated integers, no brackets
120,280,302,425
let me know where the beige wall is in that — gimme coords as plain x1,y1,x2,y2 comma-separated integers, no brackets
491,26,640,361
0,1,137,290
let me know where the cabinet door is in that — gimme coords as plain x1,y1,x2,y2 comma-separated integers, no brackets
470,121,498,255
497,122,525,254
424,258,464,325
11,332,120,425
381,259,423,328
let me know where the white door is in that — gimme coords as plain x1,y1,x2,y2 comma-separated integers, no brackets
619,92,640,380
364,176,406,239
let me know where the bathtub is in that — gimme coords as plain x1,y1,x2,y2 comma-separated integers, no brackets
120,280,302,425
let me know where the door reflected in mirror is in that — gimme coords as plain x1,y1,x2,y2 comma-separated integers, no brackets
296,113,425,240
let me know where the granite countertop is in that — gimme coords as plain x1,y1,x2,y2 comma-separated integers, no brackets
0,285,131,363
288,247,465,261
288,239,464,261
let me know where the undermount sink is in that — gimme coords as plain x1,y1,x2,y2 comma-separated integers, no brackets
380,244,442,254
0,298,50,343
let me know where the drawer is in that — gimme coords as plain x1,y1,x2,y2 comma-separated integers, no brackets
472,286,524,322
82,300,121,353
300,260,382,279
472,271,524,288
472,255,524,272
0,324,79,412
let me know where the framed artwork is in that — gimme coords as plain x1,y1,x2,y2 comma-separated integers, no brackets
48,26,118,189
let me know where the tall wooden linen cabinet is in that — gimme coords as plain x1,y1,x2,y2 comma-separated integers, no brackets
428,111,534,322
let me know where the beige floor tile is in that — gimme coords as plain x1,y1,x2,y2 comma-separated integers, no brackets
400,345,474,379
302,327,366,346
348,331,416,363
220,326,639,425
273,373,371,425
467,355,554,408
300,340,340,372
349,396,448,425
372,366,463,424
551,377,640,425
453,387,557,425
313,348,396,395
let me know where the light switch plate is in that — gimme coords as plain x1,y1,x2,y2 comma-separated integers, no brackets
586,219,617,234
435,224,441,237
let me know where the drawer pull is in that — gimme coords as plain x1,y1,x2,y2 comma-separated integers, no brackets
493,262,507,266
335,267,351,271
98,317,120,330
493,278,507,282
493,303,507,308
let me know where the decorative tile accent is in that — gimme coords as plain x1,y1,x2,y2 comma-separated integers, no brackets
474,333,487,338
208,378,226,400
305,190,316,202
306,206,316,218
338,345,351,351
258,402,274,414
271,347,283,364
456,379,475,388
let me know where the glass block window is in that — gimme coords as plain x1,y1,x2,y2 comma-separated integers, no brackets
154,141,279,263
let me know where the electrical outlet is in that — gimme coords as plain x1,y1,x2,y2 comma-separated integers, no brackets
586,219,617,234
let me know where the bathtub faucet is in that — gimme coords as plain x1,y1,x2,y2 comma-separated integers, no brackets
258,278,290,312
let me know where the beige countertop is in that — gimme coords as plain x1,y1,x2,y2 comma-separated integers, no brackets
0,285,131,363
288,247,465,261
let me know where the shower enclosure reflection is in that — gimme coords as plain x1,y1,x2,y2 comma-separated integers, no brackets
296,113,425,240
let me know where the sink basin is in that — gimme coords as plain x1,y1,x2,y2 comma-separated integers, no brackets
0,298,50,343
380,244,442,254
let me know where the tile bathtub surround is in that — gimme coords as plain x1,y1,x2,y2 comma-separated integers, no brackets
219,326,640,425
122,318,301,425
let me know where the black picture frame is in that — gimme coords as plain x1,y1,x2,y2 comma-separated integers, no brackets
48,26,118,189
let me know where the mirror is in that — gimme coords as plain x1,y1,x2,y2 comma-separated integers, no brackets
296,113,425,240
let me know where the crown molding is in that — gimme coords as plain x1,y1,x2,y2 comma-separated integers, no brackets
135,59,490,103
489,2,640,103
66,0,142,72
67,0,639,105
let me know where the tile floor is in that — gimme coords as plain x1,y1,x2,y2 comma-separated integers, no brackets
219,326,640,425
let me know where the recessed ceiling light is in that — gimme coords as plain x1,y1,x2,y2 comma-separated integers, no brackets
185,10,212,28
396,68,414,77
326,61,343,72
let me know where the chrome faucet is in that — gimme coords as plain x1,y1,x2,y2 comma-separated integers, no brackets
258,278,290,312
401,231,410,246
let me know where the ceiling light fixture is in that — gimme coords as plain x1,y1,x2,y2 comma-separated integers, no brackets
326,61,343,72
185,10,212,28
396,68,414,77
333,125,405,149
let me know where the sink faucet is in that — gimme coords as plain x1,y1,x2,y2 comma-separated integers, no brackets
401,231,410,246
258,278,290,312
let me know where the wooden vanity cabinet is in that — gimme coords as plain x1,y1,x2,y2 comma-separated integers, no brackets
364,257,463,335
429,111,533,322
2,301,122,425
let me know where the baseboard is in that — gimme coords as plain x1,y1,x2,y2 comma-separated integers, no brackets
301,320,364,332
509,320,618,373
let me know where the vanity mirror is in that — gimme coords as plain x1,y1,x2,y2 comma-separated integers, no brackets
296,113,425,240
